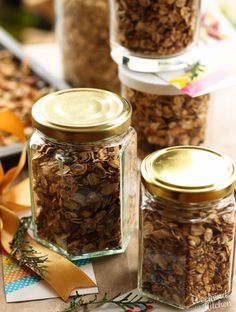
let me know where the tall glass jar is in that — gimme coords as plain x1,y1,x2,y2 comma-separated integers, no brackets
119,66,210,159
109,0,201,72
56,0,120,93
28,88,138,260
139,146,236,309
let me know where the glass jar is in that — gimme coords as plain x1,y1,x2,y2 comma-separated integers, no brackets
56,0,120,93
109,0,201,72
28,88,138,260
139,146,236,309
119,66,210,159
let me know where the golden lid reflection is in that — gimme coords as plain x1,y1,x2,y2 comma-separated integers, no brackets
141,146,236,202
32,88,132,142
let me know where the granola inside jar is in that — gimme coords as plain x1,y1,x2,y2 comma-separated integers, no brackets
56,0,120,92
28,88,138,259
109,0,201,71
119,66,210,159
139,146,236,309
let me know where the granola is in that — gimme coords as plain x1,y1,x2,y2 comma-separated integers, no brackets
30,128,138,257
140,193,235,308
0,49,54,146
112,0,200,57
123,85,209,159
59,0,120,92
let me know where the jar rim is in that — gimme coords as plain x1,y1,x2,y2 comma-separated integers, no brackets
141,146,236,203
119,65,183,96
32,88,132,143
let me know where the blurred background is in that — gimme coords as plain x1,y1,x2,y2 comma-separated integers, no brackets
0,0,54,43
0,0,235,45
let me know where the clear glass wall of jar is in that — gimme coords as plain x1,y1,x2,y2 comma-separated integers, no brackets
56,0,120,93
119,66,210,159
109,0,201,72
28,89,138,260
139,146,236,309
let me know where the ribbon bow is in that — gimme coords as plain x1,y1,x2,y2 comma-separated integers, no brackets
0,112,96,301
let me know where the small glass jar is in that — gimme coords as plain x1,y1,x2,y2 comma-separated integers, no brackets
56,0,120,93
109,0,201,72
119,66,210,159
28,88,138,260
139,146,236,309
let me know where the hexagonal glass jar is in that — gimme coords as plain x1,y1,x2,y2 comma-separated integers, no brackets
119,66,210,159
139,146,236,309
109,0,201,72
28,88,138,260
56,0,120,92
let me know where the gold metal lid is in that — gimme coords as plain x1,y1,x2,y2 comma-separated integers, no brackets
141,146,236,202
32,88,132,142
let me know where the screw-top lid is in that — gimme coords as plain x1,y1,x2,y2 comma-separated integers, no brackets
141,146,236,202
32,88,132,143
119,65,182,95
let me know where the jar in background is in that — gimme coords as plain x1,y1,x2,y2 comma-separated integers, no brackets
56,0,120,93
119,66,210,159
109,0,201,72
28,88,138,260
139,146,236,309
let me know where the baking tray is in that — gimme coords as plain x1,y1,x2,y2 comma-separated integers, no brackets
0,27,70,160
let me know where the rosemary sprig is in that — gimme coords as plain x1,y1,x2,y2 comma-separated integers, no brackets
60,292,154,312
9,216,48,276
187,62,206,82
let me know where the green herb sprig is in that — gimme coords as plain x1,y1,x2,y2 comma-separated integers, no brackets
60,292,154,312
10,216,48,276
187,62,206,82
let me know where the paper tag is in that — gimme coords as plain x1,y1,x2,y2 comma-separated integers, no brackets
1,249,98,303
157,4,236,98
157,64,236,98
